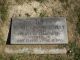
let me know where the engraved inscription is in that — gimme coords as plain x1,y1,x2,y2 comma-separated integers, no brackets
11,17,68,44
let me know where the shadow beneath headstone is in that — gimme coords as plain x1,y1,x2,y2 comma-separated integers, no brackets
6,18,12,45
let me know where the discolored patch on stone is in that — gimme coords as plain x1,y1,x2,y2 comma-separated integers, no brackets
10,17,68,44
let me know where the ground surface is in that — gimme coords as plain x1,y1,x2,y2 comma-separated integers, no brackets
0,0,80,60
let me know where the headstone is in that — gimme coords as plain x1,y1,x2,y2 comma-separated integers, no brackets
10,17,68,44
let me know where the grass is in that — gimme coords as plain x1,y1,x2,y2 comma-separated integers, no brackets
25,13,31,17
0,37,5,45
34,8,37,13
0,0,8,44
36,0,47,3
68,30,80,60
15,0,26,5
59,0,70,10
74,7,80,60
76,20,80,34
0,0,8,22
0,54,5,60
39,12,48,17
59,0,68,3
8,54,70,60
71,41,80,60
0,54,67,60
68,6,80,59
74,48,80,60
76,7,80,34
0,5,8,22
10,56,17,60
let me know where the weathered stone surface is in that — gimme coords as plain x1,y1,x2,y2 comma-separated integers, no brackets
5,47,67,54
10,17,68,44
